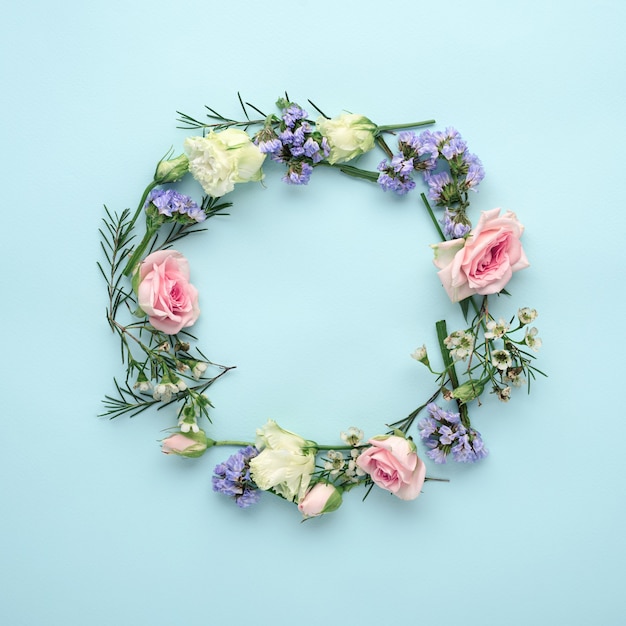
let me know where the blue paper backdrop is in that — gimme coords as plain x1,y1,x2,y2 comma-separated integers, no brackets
2,1,625,624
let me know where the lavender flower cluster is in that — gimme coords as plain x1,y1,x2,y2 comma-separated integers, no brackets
212,446,260,508
254,100,330,185
377,127,485,237
145,188,206,223
418,403,488,464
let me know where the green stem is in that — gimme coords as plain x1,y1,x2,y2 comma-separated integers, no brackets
421,193,445,241
376,119,436,133
436,320,471,428
120,181,160,276
122,224,159,276
436,320,457,386
128,181,158,231
376,136,394,158
388,387,443,433
449,170,469,211
212,440,254,448
321,162,380,182
209,441,364,452
468,296,482,317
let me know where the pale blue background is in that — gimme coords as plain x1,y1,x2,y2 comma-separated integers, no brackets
2,1,624,624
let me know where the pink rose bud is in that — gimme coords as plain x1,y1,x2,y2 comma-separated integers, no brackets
356,434,426,500
161,430,210,458
137,250,200,334
297,482,343,518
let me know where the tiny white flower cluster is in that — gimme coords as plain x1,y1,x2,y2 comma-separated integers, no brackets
134,378,152,393
444,330,474,361
179,419,200,433
411,345,429,363
192,361,208,379
176,395,211,433
497,386,512,402
176,359,209,380
484,318,510,339
411,345,427,361
518,307,538,325
324,450,345,476
340,427,364,446
491,349,513,371
153,375,187,403
321,428,368,483
345,449,366,483
504,366,525,388
524,327,542,352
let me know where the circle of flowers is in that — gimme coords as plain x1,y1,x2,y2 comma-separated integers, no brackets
99,95,544,520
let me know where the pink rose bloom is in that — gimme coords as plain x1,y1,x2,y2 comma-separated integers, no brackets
431,208,529,303
356,435,426,500
297,482,343,518
137,250,200,334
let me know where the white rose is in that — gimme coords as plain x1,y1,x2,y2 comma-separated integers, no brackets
249,420,316,502
316,113,377,164
184,128,266,198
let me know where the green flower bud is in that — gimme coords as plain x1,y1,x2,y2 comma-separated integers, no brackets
154,153,189,184
450,378,487,404
316,113,377,164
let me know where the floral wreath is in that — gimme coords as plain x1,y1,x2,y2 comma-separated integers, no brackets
99,94,545,520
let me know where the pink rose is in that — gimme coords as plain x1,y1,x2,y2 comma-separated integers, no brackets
431,208,529,302
297,482,343,518
137,250,200,334
356,435,426,500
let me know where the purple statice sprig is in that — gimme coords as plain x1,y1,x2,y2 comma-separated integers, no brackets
212,446,260,508
377,127,484,214
377,157,416,195
377,129,438,195
423,127,484,208
418,403,488,464
145,188,206,223
252,98,330,185
440,208,472,239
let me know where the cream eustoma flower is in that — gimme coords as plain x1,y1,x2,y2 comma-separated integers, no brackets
249,420,316,503
184,128,265,198
316,113,377,164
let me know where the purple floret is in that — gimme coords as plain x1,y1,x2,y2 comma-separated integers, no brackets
212,446,260,508
418,403,488,464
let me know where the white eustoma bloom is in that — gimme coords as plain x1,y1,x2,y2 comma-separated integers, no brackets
249,420,316,503
184,129,266,198
316,113,377,164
